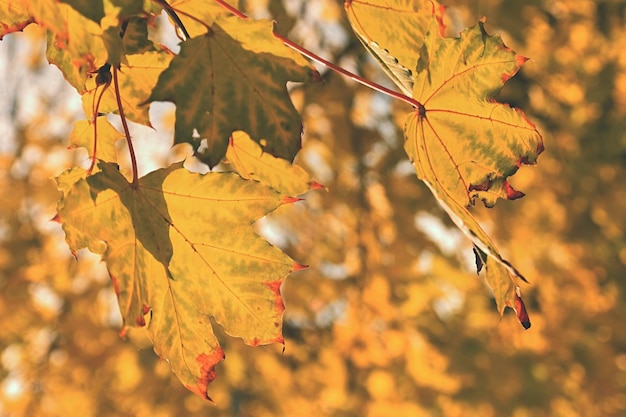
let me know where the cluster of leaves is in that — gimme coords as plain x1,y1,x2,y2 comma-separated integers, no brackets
1,0,542,399
4,1,626,417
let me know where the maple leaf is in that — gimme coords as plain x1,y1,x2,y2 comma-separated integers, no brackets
68,116,123,164
345,0,445,97
147,16,320,168
40,0,161,92
60,0,160,23
226,131,322,196
39,1,108,93
58,0,104,23
165,0,238,38
81,50,174,126
3,1,156,90
120,16,156,55
402,18,543,323
57,162,300,399
473,246,530,328
100,14,159,68
0,0,34,40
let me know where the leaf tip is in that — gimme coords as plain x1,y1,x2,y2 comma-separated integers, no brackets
536,139,545,155
135,304,151,327
514,288,531,329
118,326,129,339
310,69,323,83
309,181,327,191
516,54,529,67
292,262,308,272
135,314,146,327
503,182,525,200
281,196,304,205
434,5,447,36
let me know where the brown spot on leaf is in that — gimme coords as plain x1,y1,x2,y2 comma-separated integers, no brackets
503,181,525,200
265,280,282,296
109,273,120,295
186,348,225,401
0,17,35,40
118,327,128,339
135,314,146,327
310,69,323,83
501,55,526,83
434,5,446,36
264,280,286,317
536,140,545,155
469,180,490,192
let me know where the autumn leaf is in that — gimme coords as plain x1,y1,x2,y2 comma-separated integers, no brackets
60,0,159,23
147,17,320,168
58,0,104,23
100,14,160,68
40,2,108,93
7,0,111,93
41,1,161,92
473,245,530,328
54,166,87,196
121,16,156,55
473,246,511,311
345,0,445,97
0,0,34,39
226,131,322,196
68,116,123,164
81,50,174,126
402,18,543,319
166,0,238,38
57,162,300,399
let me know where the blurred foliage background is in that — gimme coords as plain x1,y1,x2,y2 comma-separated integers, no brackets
1,0,626,416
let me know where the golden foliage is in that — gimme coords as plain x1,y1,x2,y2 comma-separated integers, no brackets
1,1,625,416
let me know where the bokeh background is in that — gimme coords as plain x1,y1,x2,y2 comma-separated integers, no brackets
1,0,625,416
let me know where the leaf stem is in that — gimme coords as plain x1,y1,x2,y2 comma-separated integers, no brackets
88,83,109,175
213,0,423,110
153,0,194,39
113,67,139,187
